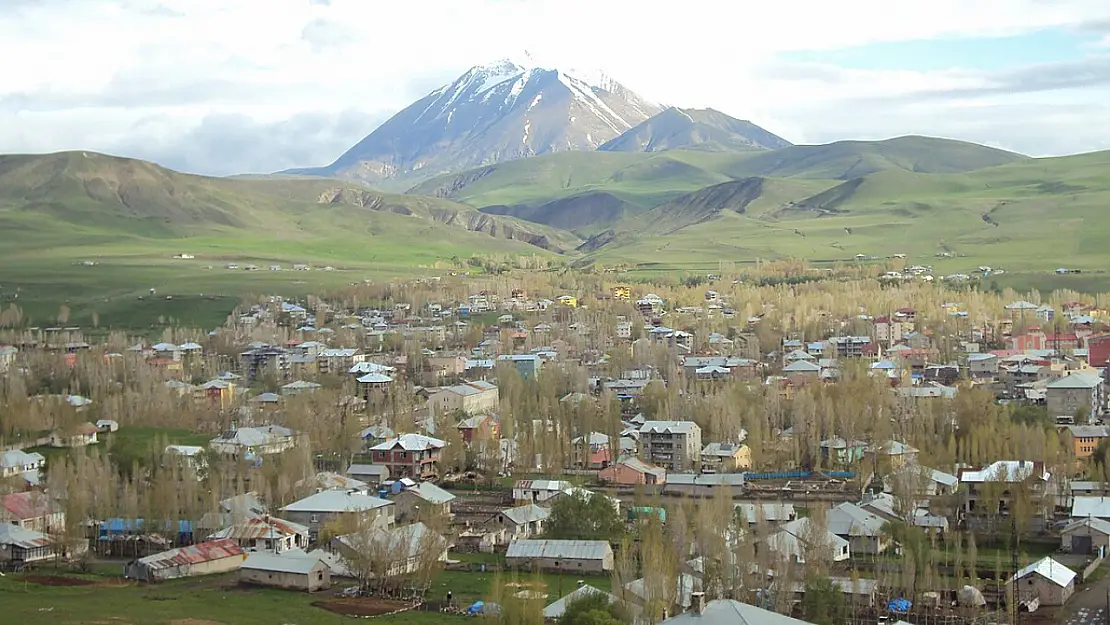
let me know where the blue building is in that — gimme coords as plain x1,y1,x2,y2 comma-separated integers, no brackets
498,354,541,380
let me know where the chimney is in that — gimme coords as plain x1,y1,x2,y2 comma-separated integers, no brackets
691,591,706,615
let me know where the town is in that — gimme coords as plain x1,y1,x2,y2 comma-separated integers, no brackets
2,263,1109,625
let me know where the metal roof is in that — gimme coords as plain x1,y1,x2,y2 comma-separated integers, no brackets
1046,373,1103,389
241,551,323,575
281,490,392,513
506,539,611,561
369,433,445,451
513,479,570,491
659,599,815,625
1071,496,1110,518
137,538,245,571
639,420,699,435
1010,557,1076,588
0,523,51,549
500,504,551,526
400,482,456,505
543,585,615,619
208,516,309,541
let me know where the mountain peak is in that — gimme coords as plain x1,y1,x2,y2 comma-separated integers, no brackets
289,60,661,186
600,107,792,153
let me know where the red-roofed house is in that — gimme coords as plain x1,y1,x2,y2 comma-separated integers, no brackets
2,491,65,533
599,457,666,486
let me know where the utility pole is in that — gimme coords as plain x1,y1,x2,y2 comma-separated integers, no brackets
1011,513,1019,625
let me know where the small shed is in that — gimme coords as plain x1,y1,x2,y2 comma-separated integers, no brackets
1009,557,1077,606
239,551,331,592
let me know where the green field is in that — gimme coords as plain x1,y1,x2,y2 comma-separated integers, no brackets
3,138,1110,330
0,564,611,625
0,152,566,329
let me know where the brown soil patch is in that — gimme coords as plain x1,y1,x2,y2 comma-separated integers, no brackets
314,597,415,617
21,575,96,587
170,620,226,625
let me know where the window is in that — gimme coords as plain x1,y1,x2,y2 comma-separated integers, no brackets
310,514,319,523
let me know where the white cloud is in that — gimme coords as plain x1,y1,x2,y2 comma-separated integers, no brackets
2,0,1110,174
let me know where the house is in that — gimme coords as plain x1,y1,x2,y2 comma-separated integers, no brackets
735,503,796,527
498,354,541,380
1065,424,1110,459
279,490,394,541
123,539,246,582
456,414,501,444
639,421,702,472
165,445,208,475
299,472,370,494
0,522,54,567
968,353,999,378
1008,557,1076,607
0,450,45,479
868,440,919,470
197,379,237,408
1060,517,1110,554
656,597,816,625
333,521,448,578
1047,373,1104,419
782,359,821,381
825,502,890,554
393,482,456,523
505,539,614,573
599,457,666,486
513,479,571,504
425,381,500,415
544,584,621,620
209,425,297,457
2,491,64,533
497,503,551,541
345,464,390,487
95,419,120,433
700,442,752,473
764,517,851,564
369,434,446,480
571,432,612,469
819,438,867,465
239,550,331,592
424,355,469,381
280,380,321,395
958,461,1050,518
207,516,309,553
883,464,959,498
49,422,99,448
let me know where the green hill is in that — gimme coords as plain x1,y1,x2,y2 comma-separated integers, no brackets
407,136,1026,231
585,150,1110,278
0,152,568,327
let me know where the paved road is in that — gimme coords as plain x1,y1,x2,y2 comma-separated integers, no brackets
1066,576,1110,625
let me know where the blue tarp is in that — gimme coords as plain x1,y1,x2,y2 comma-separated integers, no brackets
99,518,193,537
887,598,912,613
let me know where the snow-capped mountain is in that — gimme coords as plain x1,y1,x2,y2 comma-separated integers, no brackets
288,60,661,186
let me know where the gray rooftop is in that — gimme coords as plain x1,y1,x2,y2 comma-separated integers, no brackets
659,599,815,625
241,551,324,575
506,539,611,560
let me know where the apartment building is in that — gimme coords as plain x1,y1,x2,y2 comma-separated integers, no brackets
638,421,702,472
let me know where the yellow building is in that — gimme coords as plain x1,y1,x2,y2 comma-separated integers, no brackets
555,295,578,308
612,286,631,301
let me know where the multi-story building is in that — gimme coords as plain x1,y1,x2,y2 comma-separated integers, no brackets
699,442,752,473
1066,424,1110,459
828,336,872,358
369,434,445,480
639,421,702,472
1046,373,1104,420
423,380,499,415
317,348,365,375
957,460,1051,518
873,316,906,344
239,344,290,380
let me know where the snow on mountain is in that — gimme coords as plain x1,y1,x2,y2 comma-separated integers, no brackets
287,60,662,186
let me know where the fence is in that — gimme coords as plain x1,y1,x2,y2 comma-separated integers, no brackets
1082,553,1104,582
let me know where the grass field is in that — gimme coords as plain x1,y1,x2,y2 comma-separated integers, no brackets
0,562,611,625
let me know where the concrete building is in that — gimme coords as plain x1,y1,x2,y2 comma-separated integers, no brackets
497,504,551,541
1066,424,1110,459
1047,373,1103,419
393,482,456,524
239,551,331,592
424,380,499,415
279,491,394,541
825,502,890,555
123,539,246,582
639,421,702,472
512,479,571,504
206,516,309,553
1009,557,1076,607
369,434,445,480
700,442,752,473
599,457,666,486
505,539,614,574
209,425,296,457
1060,517,1110,554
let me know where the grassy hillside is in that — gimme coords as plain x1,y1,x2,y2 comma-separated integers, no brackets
587,150,1110,281
0,152,565,328
408,136,1026,231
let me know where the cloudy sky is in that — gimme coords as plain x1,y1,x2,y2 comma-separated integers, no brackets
3,0,1110,176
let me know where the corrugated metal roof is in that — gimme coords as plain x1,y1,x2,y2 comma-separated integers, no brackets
0,523,51,549
137,538,245,571
281,490,391,513
1010,557,1076,588
208,516,308,541
500,504,551,526
241,551,323,575
505,539,611,560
